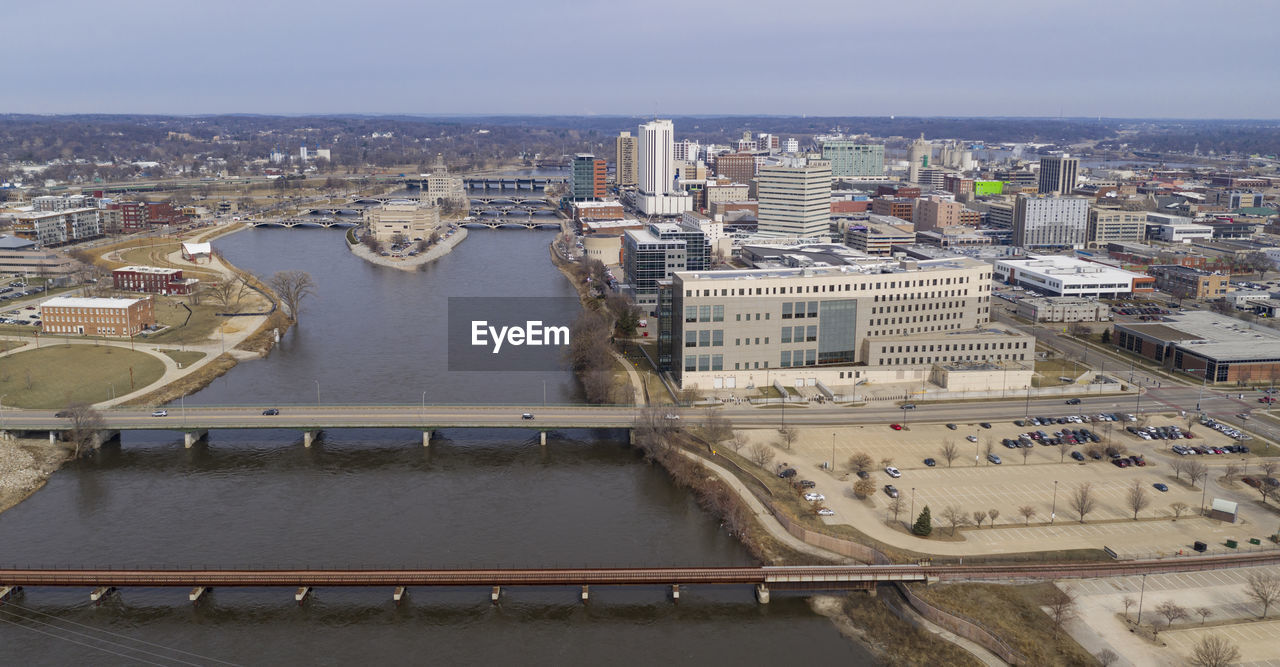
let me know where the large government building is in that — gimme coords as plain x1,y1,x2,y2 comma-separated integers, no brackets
660,257,1033,391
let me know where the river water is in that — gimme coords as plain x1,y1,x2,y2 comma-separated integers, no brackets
0,228,874,664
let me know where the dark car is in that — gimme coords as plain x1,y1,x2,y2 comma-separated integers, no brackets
1070,451,1085,461
979,422,992,429
923,458,937,467
946,423,958,430
856,470,869,479
1066,398,1081,405
54,411,70,418
262,408,280,416
779,468,797,479
797,480,816,489
1153,483,1169,492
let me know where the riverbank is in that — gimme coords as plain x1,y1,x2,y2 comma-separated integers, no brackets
347,227,468,271
0,436,72,514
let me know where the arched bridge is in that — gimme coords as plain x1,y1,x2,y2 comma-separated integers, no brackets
254,218,359,229
462,219,562,230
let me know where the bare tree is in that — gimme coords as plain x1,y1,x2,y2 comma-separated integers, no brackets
1261,461,1279,479
1058,440,1073,462
887,496,906,523
1185,460,1209,489
1171,458,1187,481
64,403,106,458
1127,481,1151,520
776,425,798,451
1020,444,1032,465
1244,572,1280,618
983,438,995,459
1019,505,1037,525
1195,606,1213,625
725,432,746,453
1122,596,1136,619
941,505,965,535
1171,502,1190,519
699,409,733,448
1069,483,1097,523
988,508,999,526
972,510,987,528
940,440,959,467
879,456,895,469
1095,649,1119,667
1156,600,1188,628
1044,586,1077,629
268,270,316,321
1223,463,1242,482
746,443,775,469
853,477,876,499
849,452,873,474
1190,635,1241,667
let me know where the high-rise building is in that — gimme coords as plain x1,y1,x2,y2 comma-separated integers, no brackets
1038,156,1079,194
783,137,799,153
714,153,756,184
615,131,638,187
673,140,700,163
1013,194,1090,249
914,196,965,232
756,159,833,238
1086,207,1149,247
571,154,607,200
821,141,885,179
637,119,691,216
622,227,687,310
907,134,931,183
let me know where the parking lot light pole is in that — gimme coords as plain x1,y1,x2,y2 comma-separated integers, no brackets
910,487,915,523
1136,573,1148,625
831,433,835,473
1051,480,1059,524
314,379,320,407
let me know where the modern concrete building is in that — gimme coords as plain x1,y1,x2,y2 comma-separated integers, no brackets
0,245,78,276
13,208,102,246
994,255,1153,297
622,227,687,310
821,141,885,179
756,159,832,238
1015,296,1110,322
1114,311,1280,383
1038,156,1079,194
1147,265,1230,301
615,131,638,187
366,202,440,243
571,154,607,201
1012,194,1090,249
637,120,691,216
906,134,931,184
844,215,914,256
667,256,998,389
1087,208,1149,247
1146,213,1213,244
40,296,155,337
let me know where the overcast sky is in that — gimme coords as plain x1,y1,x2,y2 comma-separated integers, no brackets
5,0,1277,118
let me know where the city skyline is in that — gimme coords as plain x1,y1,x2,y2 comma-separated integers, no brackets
4,0,1278,119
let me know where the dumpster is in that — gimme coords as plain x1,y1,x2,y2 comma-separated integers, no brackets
1226,539,1238,549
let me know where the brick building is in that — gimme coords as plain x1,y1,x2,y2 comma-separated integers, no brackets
713,153,756,185
112,265,199,295
871,198,915,222
39,296,156,337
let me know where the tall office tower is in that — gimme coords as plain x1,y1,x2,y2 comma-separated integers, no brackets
822,141,885,179
782,137,799,153
1013,194,1090,249
756,159,833,238
570,154,607,200
673,140,700,163
714,153,756,184
615,131,638,187
637,120,691,215
907,134,931,184
1038,155,1079,194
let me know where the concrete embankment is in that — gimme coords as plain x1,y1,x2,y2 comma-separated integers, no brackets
348,228,468,271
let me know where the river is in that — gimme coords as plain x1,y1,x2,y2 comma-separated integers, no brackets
0,229,874,665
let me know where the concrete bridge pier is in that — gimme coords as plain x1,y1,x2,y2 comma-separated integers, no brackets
189,586,208,604
49,431,57,444
0,586,20,602
295,586,311,604
303,431,321,448
423,430,432,447
393,586,406,604
90,586,116,604
581,585,589,603
628,429,635,445
540,431,547,446
491,586,501,604
755,584,770,604
671,584,680,601
184,430,208,449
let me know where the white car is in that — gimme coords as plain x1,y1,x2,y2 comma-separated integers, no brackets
885,466,901,478
803,492,825,502
663,414,680,420
966,435,978,442
151,410,168,417
816,508,835,516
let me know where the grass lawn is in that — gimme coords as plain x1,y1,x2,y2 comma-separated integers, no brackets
1033,358,1088,387
158,349,206,367
0,344,165,408
144,300,225,343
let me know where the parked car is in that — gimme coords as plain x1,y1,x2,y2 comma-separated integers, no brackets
979,422,992,429
1153,483,1169,492
816,508,835,516
797,480,816,489
923,458,936,467
890,423,903,431
883,485,899,498
803,492,825,502
946,423,958,430
885,466,902,478
986,454,1002,464
778,468,798,479
1070,451,1085,461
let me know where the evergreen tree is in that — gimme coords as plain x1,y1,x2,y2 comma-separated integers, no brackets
912,505,933,536
1100,328,1111,345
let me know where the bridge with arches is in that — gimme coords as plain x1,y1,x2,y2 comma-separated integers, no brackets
253,218,360,229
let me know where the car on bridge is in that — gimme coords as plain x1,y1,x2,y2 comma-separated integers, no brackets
1066,398,1081,405
262,408,280,416
151,410,167,417
522,413,534,420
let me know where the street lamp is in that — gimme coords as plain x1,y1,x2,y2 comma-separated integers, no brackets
910,487,915,523
831,432,836,472
0,394,6,432
314,379,320,406
1051,480,1059,524
1135,573,1148,625
421,391,427,424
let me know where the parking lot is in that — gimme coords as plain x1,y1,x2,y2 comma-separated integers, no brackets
741,412,1271,557
1065,567,1280,666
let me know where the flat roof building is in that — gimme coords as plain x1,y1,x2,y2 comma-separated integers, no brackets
756,159,832,238
1115,311,1280,383
1147,265,1230,301
40,296,155,337
1013,194,1090,249
994,255,1153,297
1015,296,1111,323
